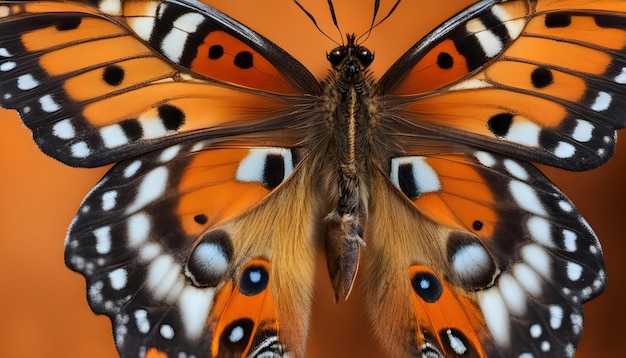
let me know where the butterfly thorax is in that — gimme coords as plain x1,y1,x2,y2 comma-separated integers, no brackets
320,35,378,301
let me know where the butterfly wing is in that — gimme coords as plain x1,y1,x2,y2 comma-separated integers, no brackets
65,141,318,357
366,148,604,357
363,0,620,356
379,0,626,171
0,0,319,167
0,0,323,356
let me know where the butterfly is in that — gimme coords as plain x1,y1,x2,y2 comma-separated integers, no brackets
0,0,622,357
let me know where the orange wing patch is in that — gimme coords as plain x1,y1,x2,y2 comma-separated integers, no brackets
409,265,486,357
211,259,281,357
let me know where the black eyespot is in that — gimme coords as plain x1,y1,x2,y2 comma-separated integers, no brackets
208,45,224,59
234,51,253,69
239,264,269,296
411,271,443,303
157,104,185,131
437,52,454,69
472,220,483,231
356,47,374,67
220,318,254,351
262,153,285,190
194,214,208,225
487,113,514,137
530,67,553,89
119,119,142,141
545,13,571,28
327,47,347,67
56,17,81,31
102,65,124,86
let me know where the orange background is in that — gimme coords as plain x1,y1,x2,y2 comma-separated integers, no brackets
1,1,625,357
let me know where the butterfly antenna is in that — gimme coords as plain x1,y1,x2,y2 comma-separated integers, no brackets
326,0,344,45
358,0,401,43
294,0,340,45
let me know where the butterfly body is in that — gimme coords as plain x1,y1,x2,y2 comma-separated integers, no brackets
0,0,623,357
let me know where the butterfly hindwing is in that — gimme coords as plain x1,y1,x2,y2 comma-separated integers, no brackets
0,0,316,167
381,0,626,171
65,141,318,357
365,148,605,357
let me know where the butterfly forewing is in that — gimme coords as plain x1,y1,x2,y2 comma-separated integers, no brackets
382,0,626,171
0,0,313,167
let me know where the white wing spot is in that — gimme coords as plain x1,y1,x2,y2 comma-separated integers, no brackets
521,244,551,278
129,17,156,42
39,94,60,112
478,289,510,347
52,119,75,139
513,263,543,297
615,67,626,84
563,230,577,252
108,268,127,290
101,190,118,211
549,305,563,329
17,74,39,90
178,286,214,340
566,261,583,281
100,124,129,148
466,18,503,58
505,120,541,147
558,200,573,212
99,0,122,15
0,47,12,57
160,324,175,340
93,226,112,254
159,145,181,163
530,324,542,338
70,141,91,158
446,329,467,355
570,314,583,335
450,242,493,283
147,255,181,300
553,141,576,159
124,160,142,178
134,309,150,334
503,159,528,180
236,148,293,184
498,273,527,315
390,156,441,195
139,242,161,261
571,119,594,142
0,61,16,71
509,180,547,215
161,28,188,63
591,91,612,111
474,151,497,167
127,212,150,247
491,5,525,39
125,166,168,213
526,216,553,247
229,326,245,343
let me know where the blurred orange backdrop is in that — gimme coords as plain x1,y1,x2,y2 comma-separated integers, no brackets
1,1,625,357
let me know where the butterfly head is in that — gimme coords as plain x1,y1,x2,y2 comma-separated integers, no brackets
327,34,374,77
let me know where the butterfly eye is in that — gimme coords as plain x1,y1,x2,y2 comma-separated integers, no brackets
356,47,374,67
327,47,348,67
